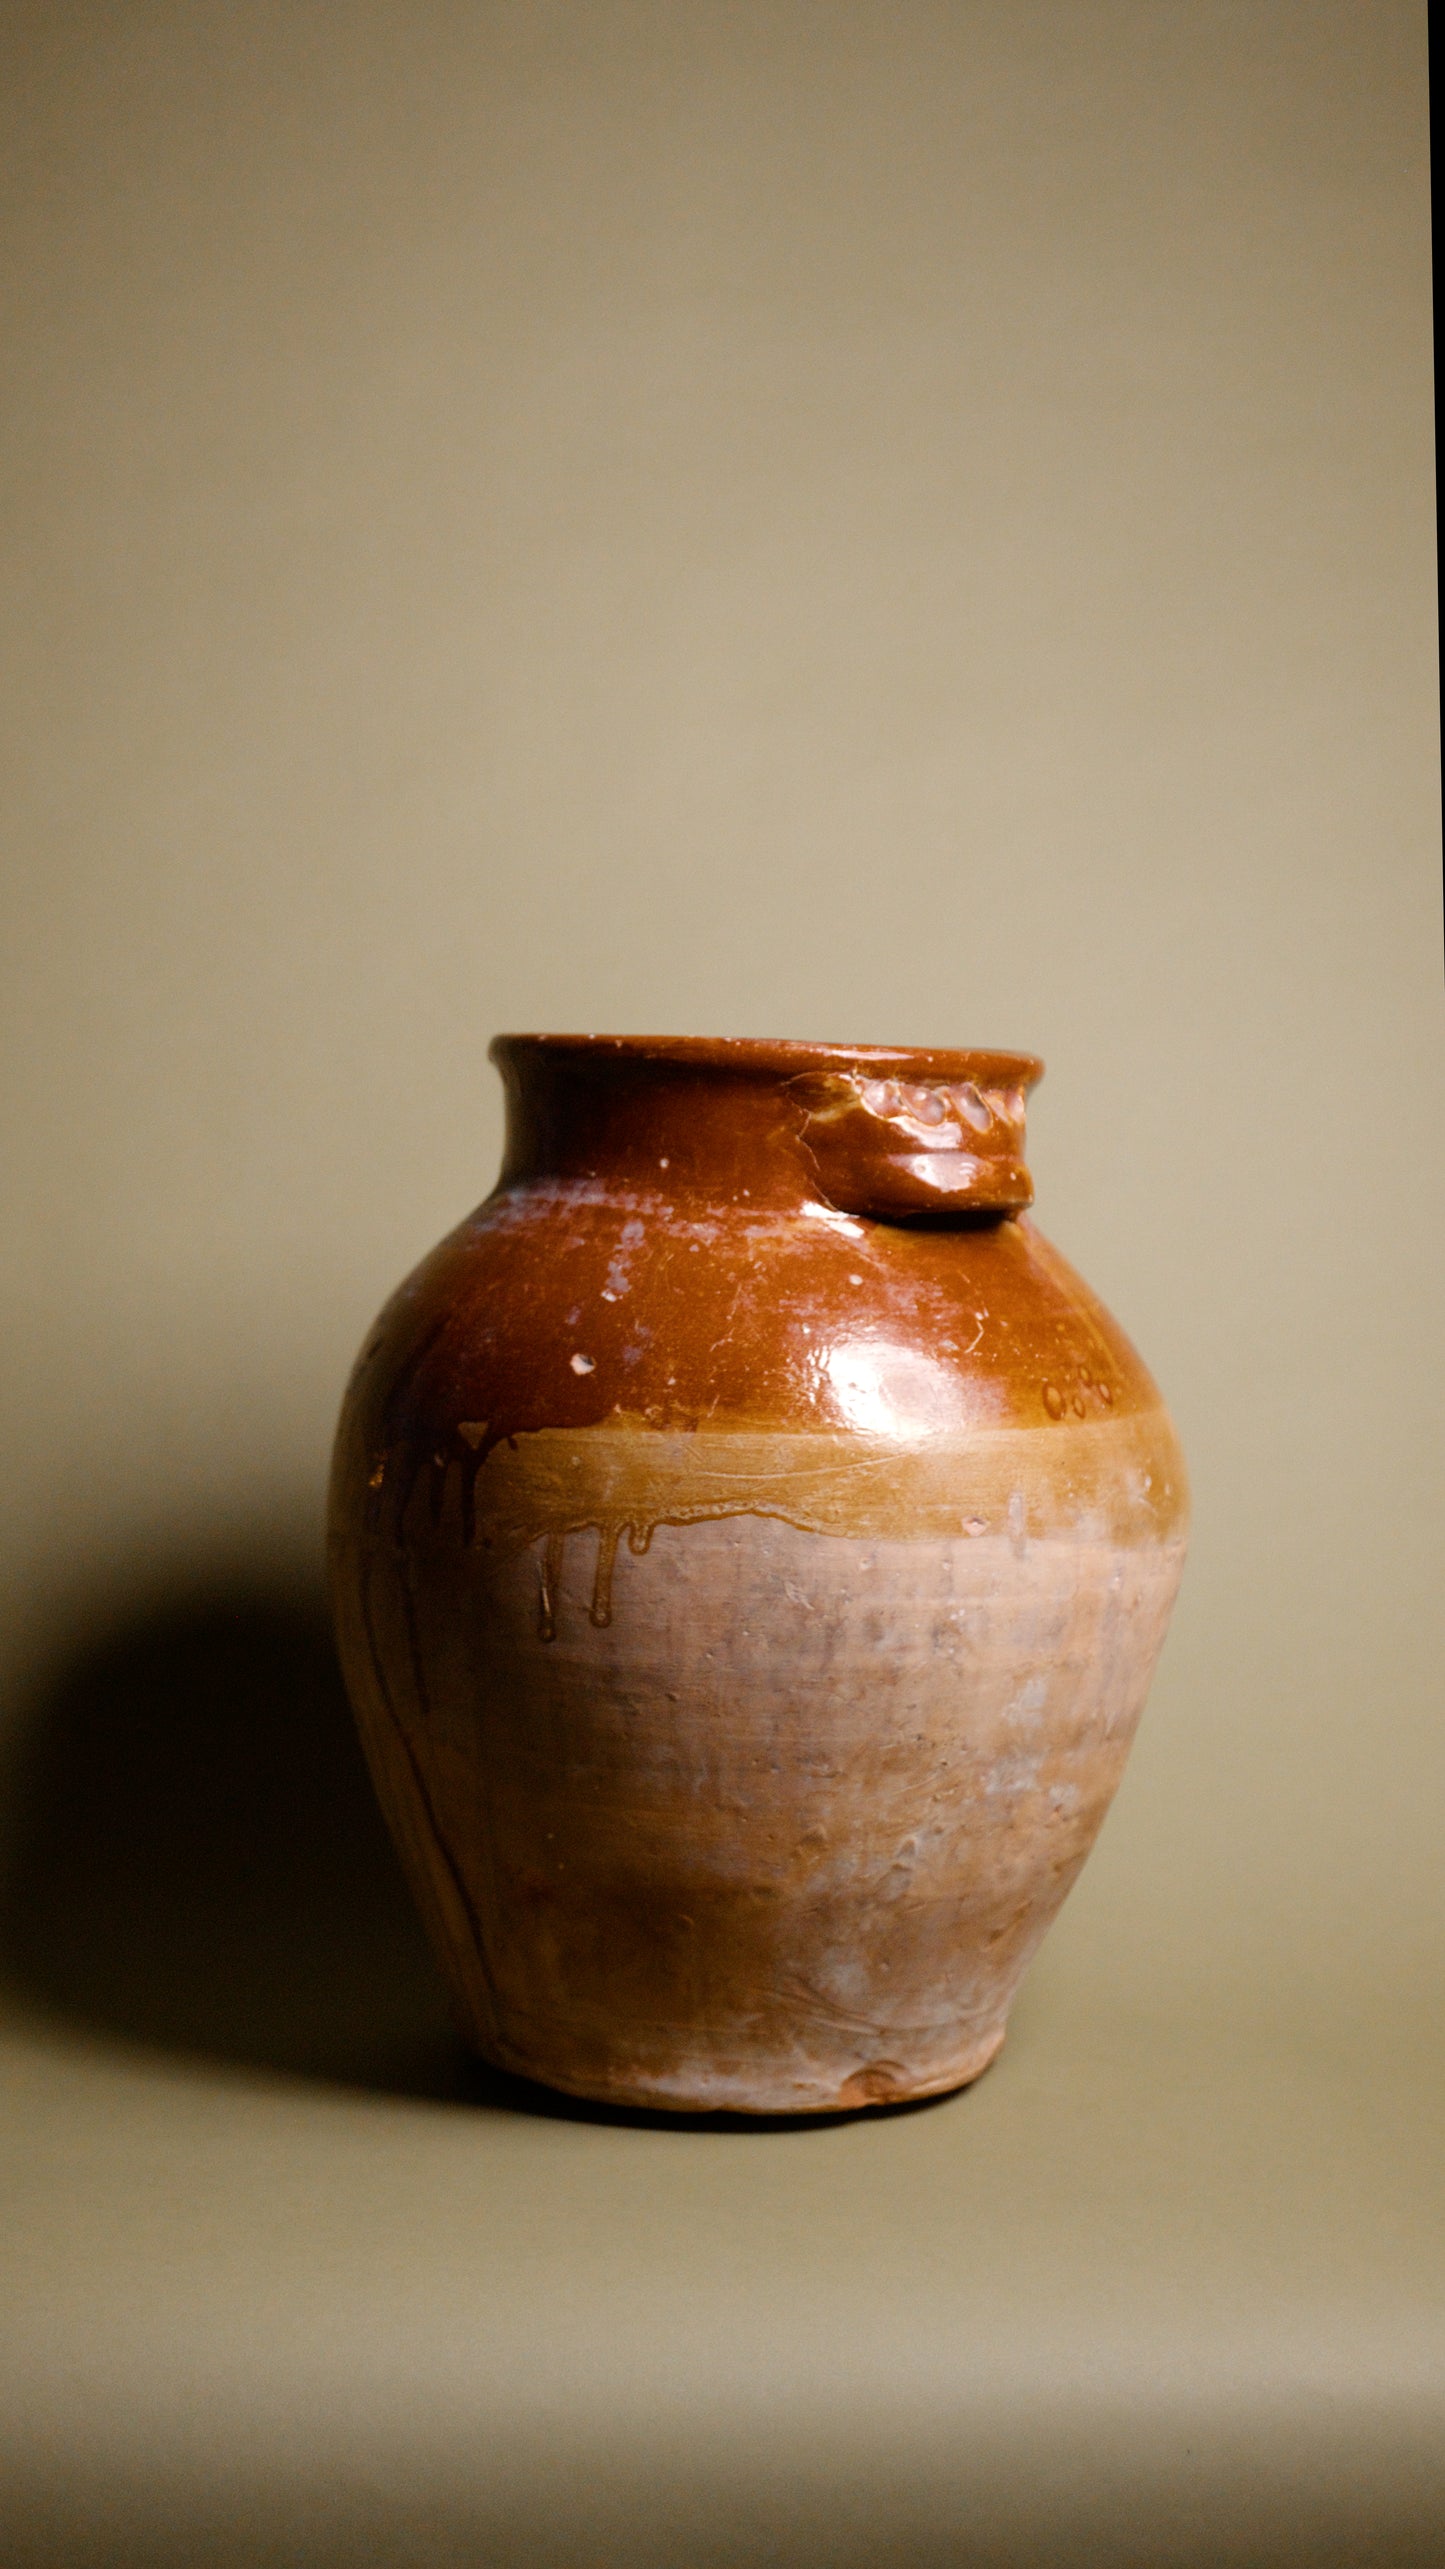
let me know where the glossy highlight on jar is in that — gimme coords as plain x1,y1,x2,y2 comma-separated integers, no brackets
329,1035,1188,2113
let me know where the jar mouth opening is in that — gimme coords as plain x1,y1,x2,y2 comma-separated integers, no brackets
490,1032,1044,1089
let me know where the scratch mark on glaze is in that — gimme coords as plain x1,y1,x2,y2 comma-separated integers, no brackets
773,1972,892,2040
537,1529,566,1641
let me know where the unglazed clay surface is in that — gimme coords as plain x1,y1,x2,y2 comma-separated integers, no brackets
330,1037,1187,2112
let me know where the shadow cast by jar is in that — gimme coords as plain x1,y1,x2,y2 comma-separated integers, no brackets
0,1569,953,2132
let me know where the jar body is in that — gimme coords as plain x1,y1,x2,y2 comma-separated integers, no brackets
329,1038,1187,2112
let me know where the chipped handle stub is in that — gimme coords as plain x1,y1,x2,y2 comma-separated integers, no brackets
792,1070,1037,1221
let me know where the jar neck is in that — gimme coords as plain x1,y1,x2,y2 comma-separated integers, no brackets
489,1035,1041,1222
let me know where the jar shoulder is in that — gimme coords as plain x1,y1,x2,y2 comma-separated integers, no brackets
335,1184,1180,1487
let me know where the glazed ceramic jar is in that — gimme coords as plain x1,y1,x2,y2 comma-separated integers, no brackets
329,1036,1187,2113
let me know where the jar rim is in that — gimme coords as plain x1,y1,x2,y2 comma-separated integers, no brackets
489,1032,1044,1088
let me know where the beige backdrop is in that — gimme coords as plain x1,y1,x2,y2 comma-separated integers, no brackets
1,4,1439,2563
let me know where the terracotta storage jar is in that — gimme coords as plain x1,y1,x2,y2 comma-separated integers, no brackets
329,1035,1187,2113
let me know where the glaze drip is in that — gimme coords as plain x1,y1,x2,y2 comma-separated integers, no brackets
590,1522,621,1628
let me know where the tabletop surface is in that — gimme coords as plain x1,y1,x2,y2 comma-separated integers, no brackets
2,1913,1440,2567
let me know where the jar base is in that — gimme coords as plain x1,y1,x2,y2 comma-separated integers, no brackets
470,2020,1009,2118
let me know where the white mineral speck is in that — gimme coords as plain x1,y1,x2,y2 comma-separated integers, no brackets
570,1353,595,1374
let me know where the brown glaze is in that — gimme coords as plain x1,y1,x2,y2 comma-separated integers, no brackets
329,1036,1187,2112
